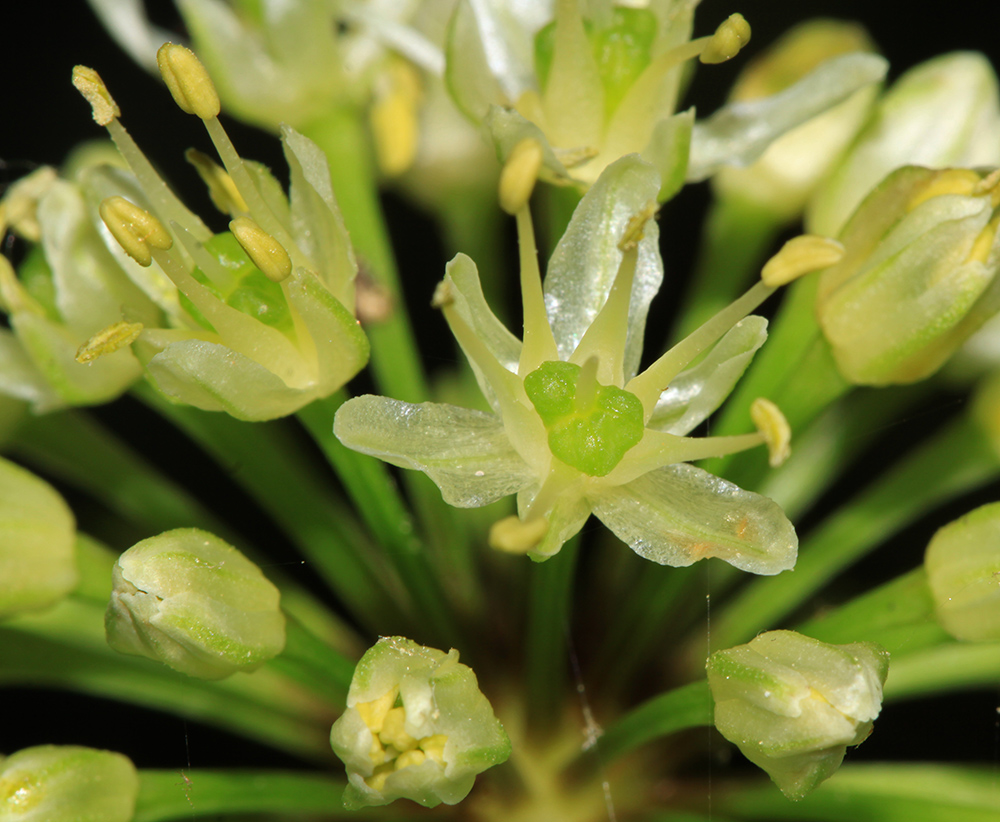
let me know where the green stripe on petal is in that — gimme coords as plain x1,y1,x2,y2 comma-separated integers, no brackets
334,396,535,508
590,463,797,574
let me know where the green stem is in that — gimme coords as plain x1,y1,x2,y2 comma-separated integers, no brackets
688,414,1000,670
297,393,463,650
133,770,346,822
132,381,402,632
269,613,356,704
673,196,783,341
525,540,579,738
712,764,1000,821
1,598,335,762
301,106,428,404
588,681,714,765
797,567,950,655
884,641,1000,701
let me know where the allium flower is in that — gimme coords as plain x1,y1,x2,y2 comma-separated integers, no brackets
71,47,369,420
336,154,830,570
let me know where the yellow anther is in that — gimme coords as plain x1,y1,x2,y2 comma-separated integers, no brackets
72,65,121,125
75,321,144,364
973,168,1000,209
431,280,456,310
367,767,391,792
99,196,173,267
355,688,397,735
229,216,293,283
552,145,600,169
969,213,1000,264
371,59,423,178
761,234,844,286
751,397,791,467
395,749,426,770
700,14,752,65
156,43,221,120
489,515,549,554
0,167,58,242
619,201,659,252
908,168,983,211
499,138,544,215
419,734,448,764
378,707,418,752
185,149,248,215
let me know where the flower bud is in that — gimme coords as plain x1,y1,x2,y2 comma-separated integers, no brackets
808,52,1000,237
0,456,77,619
0,745,138,822
816,165,1000,385
925,502,1000,641
329,636,510,809
105,528,286,680
707,630,889,800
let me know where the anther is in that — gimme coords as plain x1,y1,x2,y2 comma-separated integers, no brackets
186,149,248,215
99,196,173,267
156,43,221,120
75,321,144,364
761,235,844,286
499,138,544,215
229,217,293,283
700,14,752,65
751,397,791,467
72,65,120,125
619,201,659,252
489,515,550,554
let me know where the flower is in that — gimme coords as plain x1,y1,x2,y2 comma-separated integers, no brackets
336,154,817,571
72,49,369,420
105,528,286,680
707,630,890,800
329,636,510,809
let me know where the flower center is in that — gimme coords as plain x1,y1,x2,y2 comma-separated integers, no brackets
524,360,644,477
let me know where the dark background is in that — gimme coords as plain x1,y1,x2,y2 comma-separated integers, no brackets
2,0,1000,792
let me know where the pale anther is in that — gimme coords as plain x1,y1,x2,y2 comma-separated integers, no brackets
619,201,659,252
700,14,752,64
72,65,120,125
76,321,144,364
230,216,293,283
99,197,173,267
156,43,221,120
499,138,544,215
489,515,549,554
751,397,791,467
761,235,844,286
186,149,248,215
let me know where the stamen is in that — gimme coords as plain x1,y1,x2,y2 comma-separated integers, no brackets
71,66,120,126
751,398,791,467
627,281,775,419
186,149,248,216
700,14,752,64
761,235,845,286
230,217,293,283
156,43,221,120
516,208,559,374
99,197,173,267
489,515,549,554
499,138,544,215
75,321,144,364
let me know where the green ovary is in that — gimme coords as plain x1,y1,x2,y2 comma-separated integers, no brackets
524,360,644,477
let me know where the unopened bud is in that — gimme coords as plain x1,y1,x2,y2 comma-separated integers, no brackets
156,43,221,120
105,528,286,679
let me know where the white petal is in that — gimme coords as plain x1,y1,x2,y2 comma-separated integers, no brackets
591,463,797,575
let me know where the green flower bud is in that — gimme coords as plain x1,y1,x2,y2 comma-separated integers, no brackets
808,51,1000,237
816,165,1000,385
105,528,286,680
330,636,510,810
707,630,889,800
0,456,76,619
925,502,1000,641
0,745,138,822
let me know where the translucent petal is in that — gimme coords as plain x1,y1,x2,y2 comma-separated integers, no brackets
445,0,510,121
688,53,888,182
281,126,358,307
145,337,317,421
649,315,767,435
642,108,694,203
85,0,176,73
545,155,663,381
485,106,572,184
590,463,797,574
0,329,62,411
334,396,535,508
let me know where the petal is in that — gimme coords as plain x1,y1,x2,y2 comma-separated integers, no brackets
590,463,797,574
649,315,767,435
444,0,513,121
334,396,535,508
0,329,61,412
485,106,572,185
145,338,317,421
688,53,888,182
545,155,663,380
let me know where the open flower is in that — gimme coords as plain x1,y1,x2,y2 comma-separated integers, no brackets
336,154,816,571
72,48,369,420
